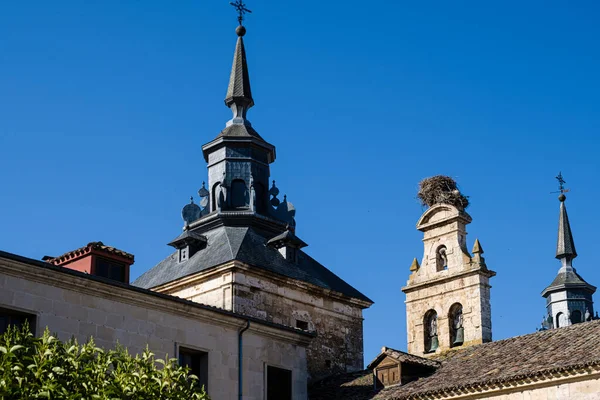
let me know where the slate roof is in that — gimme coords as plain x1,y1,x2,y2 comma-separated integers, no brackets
217,124,265,141
308,320,600,400
546,269,595,290
225,35,253,108
133,226,372,304
45,241,134,265
556,198,577,259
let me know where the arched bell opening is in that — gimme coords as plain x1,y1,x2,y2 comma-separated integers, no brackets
423,309,438,353
449,303,464,347
436,245,448,272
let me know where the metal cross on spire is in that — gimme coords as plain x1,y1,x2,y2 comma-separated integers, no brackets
555,172,568,194
230,0,252,25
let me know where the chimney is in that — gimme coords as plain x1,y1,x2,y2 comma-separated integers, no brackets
44,242,134,284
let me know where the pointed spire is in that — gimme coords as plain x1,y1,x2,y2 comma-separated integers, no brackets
409,258,420,272
556,193,577,260
224,25,254,126
472,239,484,255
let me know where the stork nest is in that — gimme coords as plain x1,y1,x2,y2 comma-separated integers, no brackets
417,175,469,210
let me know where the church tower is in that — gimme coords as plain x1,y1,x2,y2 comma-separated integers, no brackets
402,176,495,356
134,15,372,381
541,174,596,328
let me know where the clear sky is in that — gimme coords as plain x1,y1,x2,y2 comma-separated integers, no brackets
1,1,599,364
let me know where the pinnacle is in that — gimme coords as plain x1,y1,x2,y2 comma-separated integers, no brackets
472,239,484,254
410,258,420,272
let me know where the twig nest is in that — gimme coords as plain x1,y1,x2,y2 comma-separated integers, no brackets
417,175,469,210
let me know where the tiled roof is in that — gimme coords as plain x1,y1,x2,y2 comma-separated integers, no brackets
45,241,134,265
367,347,440,370
133,226,372,304
308,369,375,400
308,320,600,400
377,320,600,399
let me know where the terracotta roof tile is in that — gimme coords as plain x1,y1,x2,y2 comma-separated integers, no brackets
377,320,600,399
368,347,440,370
309,320,600,400
45,241,134,265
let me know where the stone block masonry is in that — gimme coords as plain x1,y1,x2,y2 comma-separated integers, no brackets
0,252,312,400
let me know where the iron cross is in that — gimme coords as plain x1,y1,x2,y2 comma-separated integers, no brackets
230,0,252,25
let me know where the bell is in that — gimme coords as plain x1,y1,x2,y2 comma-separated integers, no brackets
429,335,439,351
453,327,464,346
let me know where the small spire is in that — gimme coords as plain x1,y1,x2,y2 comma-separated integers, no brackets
410,258,420,272
225,2,254,126
472,239,484,255
556,190,577,261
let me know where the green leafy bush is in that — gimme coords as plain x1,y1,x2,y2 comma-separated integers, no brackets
0,324,210,399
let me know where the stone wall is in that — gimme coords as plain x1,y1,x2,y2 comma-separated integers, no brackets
158,262,368,381
0,254,311,400
404,272,492,356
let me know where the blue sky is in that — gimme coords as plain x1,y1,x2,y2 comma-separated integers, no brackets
1,1,599,364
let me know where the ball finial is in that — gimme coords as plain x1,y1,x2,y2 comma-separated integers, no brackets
236,25,246,37
558,193,566,202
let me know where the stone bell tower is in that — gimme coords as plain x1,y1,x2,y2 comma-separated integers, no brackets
402,176,495,357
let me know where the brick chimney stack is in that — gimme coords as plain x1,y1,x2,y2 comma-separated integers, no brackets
43,242,134,284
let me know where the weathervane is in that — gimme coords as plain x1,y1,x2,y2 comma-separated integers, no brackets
553,172,570,195
230,0,252,25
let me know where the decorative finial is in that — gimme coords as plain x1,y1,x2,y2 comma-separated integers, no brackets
230,0,252,28
190,196,194,204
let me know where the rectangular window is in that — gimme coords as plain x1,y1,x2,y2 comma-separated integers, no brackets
295,320,308,331
0,307,36,335
178,347,208,391
266,365,292,400
94,257,126,282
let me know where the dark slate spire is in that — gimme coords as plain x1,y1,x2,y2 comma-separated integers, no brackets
224,26,254,126
556,193,577,260
542,179,596,329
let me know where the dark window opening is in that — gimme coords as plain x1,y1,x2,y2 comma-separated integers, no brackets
254,182,267,214
94,257,126,282
267,365,292,400
325,359,331,368
436,245,448,271
295,320,308,331
571,310,582,324
179,347,208,391
0,307,36,335
230,179,248,209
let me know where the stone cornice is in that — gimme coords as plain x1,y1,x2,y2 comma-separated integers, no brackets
155,260,372,312
389,363,600,400
402,268,495,295
0,252,313,346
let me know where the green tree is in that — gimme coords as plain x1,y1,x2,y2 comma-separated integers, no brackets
0,324,210,399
